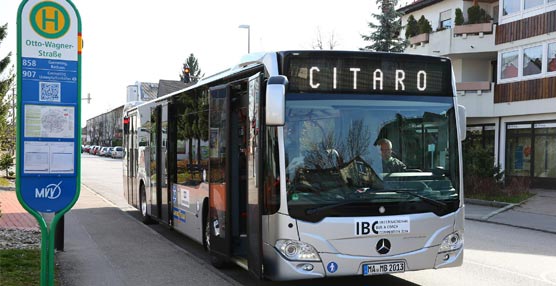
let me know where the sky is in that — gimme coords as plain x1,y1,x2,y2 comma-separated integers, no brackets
0,0,377,127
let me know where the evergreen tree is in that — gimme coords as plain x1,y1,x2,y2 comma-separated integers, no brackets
405,15,418,38
180,53,204,84
417,15,433,34
455,8,465,25
361,0,407,52
0,23,15,154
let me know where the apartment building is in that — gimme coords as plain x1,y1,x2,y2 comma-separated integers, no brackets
398,0,556,187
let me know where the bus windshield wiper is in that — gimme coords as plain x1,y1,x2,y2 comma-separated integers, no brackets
390,190,447,209
305,200,362,215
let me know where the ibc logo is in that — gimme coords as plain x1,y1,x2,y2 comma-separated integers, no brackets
35,181,63,199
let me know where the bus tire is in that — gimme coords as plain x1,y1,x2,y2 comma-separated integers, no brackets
210,251,226,269
139,184,153,224
205,214,226,267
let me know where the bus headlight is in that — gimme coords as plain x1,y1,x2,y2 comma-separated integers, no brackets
439,231,463,253
275,240,321,262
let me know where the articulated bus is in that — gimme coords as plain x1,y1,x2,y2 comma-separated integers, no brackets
122,50,467,281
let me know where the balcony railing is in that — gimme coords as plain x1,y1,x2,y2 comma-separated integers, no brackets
409,33,429,45
453,21,494,37
456,81,492,94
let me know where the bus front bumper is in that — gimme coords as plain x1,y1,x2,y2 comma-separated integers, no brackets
262,242,463,281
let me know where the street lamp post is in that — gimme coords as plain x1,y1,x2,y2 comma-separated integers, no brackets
238,24,250,54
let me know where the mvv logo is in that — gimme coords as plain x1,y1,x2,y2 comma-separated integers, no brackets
35,181,63,199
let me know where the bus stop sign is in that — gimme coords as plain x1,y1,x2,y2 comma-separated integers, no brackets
16,0,82,214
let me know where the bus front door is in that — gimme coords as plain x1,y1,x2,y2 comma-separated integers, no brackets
208,77,264,278
246,73,263,279
208,85,232,264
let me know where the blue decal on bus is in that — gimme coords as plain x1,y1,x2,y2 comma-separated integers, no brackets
327,262,338,273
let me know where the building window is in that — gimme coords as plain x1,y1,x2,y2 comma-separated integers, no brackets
465,125,495,154
506,122,556,180
524,0,544,9
501,50,519,79
501,0,556,21
548,43,556,73
439,9,452,29
500,43,556,82
506,124,532,177
503,0,520,15
533,123,556,178
523,45,542,76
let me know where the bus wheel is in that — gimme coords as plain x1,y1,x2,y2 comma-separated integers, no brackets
139,184,153,224
206,219,226,268
210,251,226,268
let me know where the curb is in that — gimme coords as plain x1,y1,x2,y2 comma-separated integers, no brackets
464,198,518,220
466,217,556,235
464,198,511,208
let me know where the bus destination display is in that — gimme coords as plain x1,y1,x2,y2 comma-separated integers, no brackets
285,54,451,95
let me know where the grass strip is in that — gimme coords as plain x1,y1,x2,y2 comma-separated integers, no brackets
0,249,41,286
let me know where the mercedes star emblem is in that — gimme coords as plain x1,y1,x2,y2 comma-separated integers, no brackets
376,238,391,255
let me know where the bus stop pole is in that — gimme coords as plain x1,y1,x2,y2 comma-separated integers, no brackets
54,213,64,251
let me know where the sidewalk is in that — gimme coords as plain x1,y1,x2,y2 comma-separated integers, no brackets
0,189,39,230
465,188,556,234
56,185,240,286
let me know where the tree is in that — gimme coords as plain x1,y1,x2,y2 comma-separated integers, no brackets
312,26,338,50
417,15,432,34
361,0,407,52
467,5,491,24
405,15,419,38
0,23,15,154
180,53,204,84
0,153,13,177
455,8,465,26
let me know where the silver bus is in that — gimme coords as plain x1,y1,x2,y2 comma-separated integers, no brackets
122,50,466,281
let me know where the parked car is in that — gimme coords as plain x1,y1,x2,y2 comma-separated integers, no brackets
99,147,110,156
89,145,98,155
111,146,124,158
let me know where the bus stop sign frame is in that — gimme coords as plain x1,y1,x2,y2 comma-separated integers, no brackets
16,0,81,285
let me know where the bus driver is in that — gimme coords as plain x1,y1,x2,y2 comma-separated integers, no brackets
377,138,406,173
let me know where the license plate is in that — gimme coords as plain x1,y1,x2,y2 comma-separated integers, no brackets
362,261,406,275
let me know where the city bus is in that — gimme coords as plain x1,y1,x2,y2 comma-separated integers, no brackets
122,50,466,281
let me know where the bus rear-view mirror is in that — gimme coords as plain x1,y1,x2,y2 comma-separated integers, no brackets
266,76,288,126
458,105,466,141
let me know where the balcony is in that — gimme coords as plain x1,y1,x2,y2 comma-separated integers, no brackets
457,81,495,117
405,22,497,56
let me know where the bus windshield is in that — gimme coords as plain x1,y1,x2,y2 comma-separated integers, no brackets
284,94,460,221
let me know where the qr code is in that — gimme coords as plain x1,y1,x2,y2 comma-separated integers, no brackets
39,82,61,102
